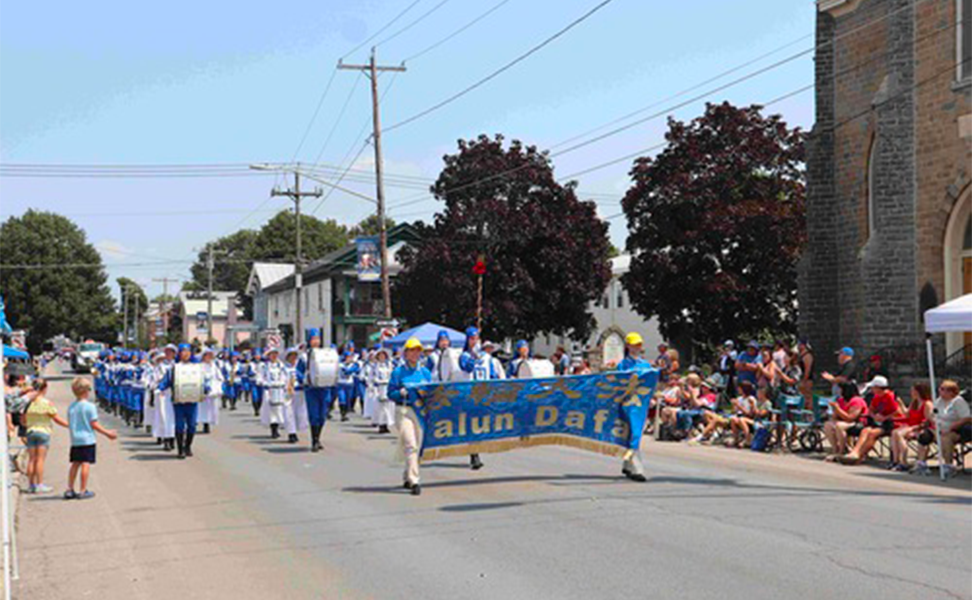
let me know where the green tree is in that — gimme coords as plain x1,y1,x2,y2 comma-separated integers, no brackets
252,210,348,262
349,214,396,238
0,210,118,352
622,102,806,350
187,212,348,320
394,135,612,341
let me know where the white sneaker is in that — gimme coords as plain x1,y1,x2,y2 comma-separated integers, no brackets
34,484,53,494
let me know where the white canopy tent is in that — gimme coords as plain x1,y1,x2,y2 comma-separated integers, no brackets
923,293,972,480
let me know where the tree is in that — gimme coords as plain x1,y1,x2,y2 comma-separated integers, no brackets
252,210,349,263
394,134,612,341
349,214,396,238
187,211,348,320
622,102,806,350
0,210,118,352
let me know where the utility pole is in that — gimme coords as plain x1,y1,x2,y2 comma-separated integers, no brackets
339,48,405,319
272,168,322,345
152,277,180,343
121,285,129,349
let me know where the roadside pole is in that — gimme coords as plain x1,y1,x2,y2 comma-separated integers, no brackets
1,335,11,600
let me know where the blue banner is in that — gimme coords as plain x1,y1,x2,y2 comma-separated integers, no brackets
406,368,659,462
355,236,380,282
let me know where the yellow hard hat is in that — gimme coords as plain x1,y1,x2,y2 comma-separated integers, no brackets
625,332,644,346
404,337,423,350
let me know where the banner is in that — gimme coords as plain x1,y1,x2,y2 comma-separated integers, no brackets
355,237,380,282
406,368,658,462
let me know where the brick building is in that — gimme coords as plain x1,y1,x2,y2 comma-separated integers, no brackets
802,0,972,372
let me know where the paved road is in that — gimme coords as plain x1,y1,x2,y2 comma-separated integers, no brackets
14,367,972,600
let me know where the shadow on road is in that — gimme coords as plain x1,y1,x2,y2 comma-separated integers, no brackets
262,447,308,454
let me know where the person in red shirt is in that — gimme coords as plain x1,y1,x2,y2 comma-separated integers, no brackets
888,382,933,471
839,376,903,464
824,382,869,461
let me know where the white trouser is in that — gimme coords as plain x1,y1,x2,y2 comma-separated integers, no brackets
396,406,422,485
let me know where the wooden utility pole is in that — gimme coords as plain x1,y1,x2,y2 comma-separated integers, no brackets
338,48,405,319
272,168,322,345
121,284,129,349
152,277,180,342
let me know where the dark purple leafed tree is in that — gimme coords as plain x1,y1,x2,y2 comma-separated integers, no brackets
394,134,612,341
622,102,806,349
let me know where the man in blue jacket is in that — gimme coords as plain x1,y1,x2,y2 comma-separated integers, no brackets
388,337,432,496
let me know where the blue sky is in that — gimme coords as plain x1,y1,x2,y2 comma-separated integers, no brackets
0,0,815,300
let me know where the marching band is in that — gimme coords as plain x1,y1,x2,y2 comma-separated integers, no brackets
90,326,652,494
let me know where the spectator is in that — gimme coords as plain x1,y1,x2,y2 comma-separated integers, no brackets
797,339,815,409
552,347,571,376
670,373,708,433
697,381,756,445
888,382,934,472
23,378,69,494
653,343,672,382
5,373,37,441
756,347,782,393
716,340,737,397
64,377,117,499
570,357,591,375
730,386,772,448
838,376,903,465
666,348,681,378
735,341,761,389
780,348,803,397
912,380,971,477
821,347,858,396
823,382,868,462
772,340,788,371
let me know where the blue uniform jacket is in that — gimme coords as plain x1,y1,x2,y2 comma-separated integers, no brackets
387,363,432,405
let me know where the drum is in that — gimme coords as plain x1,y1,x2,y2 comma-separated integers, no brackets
438,348,463,382
517,359,556,379
173,363,205,404
308,348,339,388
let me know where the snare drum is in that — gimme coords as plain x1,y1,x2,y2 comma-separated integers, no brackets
517,359,556,379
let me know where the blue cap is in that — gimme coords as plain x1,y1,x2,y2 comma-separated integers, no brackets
437,330,450,341
515,340,528,351
839,346,855,357
747,340,761,349
177,343,191,353
465,326,479,338
307,328,321,340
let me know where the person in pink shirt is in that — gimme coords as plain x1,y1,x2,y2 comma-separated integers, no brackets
823,382,868,461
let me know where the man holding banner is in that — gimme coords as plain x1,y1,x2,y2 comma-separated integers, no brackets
389,337,432,496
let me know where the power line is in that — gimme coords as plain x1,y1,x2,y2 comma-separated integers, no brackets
385,0,942,212
311,72,365,167
374,0,453,49
382,0,617,134
403,0,512,63
288,68,339,162
341,0,423,60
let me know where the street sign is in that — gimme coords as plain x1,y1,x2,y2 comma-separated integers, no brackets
376,318,401,328
196,311,208,333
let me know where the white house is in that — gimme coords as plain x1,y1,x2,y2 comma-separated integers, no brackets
246,262,295,330
531,254,663,365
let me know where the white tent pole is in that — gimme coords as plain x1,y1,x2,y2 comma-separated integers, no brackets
1,339,11,600
925,335,946,481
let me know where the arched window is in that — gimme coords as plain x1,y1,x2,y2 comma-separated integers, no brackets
865,134,878,241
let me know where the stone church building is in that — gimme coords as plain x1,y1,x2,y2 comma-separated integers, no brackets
801,0,972,372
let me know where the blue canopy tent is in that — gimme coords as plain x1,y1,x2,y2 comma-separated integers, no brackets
3,345,29,360
383,323,465,350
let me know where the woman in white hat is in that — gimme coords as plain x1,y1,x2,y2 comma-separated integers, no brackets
198,347,223,434
258,347,289,439
373,347,395,434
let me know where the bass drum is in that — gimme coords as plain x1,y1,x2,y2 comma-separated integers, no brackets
173,363,205,404
308,347,339,388
517,359,555,379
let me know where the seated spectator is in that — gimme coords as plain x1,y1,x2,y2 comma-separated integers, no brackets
912,380,971,477
839,376,903,464
696,381,756,445
658,377,685,430
730,386,772,448
823,382,868,461
888,382,933,472
673,373,710,433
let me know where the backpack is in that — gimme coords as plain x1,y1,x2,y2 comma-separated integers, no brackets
750,426,772,452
